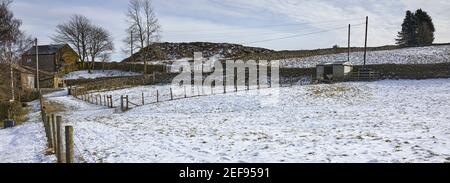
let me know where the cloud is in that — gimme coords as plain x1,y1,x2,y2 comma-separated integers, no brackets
9,0,450,60
11,0,127,61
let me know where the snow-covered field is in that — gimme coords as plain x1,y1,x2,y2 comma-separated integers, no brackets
280,45,450,68
63,70,140,80
0,101,55,163
39,79,450,163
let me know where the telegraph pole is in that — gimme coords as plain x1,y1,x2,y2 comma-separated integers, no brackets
348,24,351,62
130,29,134,60
35,38,40,91
363,16,368,66
9,45,14,102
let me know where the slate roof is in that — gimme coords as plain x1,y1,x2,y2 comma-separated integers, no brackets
24,44,67,55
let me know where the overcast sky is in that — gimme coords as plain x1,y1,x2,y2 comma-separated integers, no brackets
10,0,450,61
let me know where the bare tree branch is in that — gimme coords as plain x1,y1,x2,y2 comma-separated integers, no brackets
0,0,32,64
52,14,114,73
52,14,92,66
124,0,161,74
87,25,114,73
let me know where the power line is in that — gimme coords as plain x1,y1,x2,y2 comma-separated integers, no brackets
164,25,321,38
241,23,365,45
166,25,335,40
163,17,365,34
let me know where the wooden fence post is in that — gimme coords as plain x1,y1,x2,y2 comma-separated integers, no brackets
156,90,159,102
56,116,63,163
65,126,74,163
142,92,145,105
42,108,47,128
184,86,187,98
51,114,57,154
170,88,173,100
126,95,129,110
120,95,124,111
104,95,107,106
46,115,53,149
110,95,113,108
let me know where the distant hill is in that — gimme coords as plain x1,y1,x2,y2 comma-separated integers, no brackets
122,42,450,63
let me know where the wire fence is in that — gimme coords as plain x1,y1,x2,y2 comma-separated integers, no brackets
69,75,313,112
38,93,75,163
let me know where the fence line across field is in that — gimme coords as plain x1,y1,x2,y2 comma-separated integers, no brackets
37,74,312,162
38,93,75,163
69,75,312,112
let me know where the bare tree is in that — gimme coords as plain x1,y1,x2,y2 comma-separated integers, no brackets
143,0,161,46
53,15,114,73
99,52,110,72
1,0,32,101
0,0,31,63
121,26,137,58
125,0,161,74
52,14,92,68
87,26,114,73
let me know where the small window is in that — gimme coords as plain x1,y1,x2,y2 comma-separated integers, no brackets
27,58,32,63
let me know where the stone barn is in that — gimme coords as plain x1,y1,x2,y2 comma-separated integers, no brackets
21,44,79,74
11,64,59,89
316,61,353,82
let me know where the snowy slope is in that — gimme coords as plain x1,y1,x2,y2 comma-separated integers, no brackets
63,70,140,80
0,101,55,163
280,45,450,68
43,79,450,163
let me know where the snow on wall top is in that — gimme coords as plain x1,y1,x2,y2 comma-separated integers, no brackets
63,70,140,80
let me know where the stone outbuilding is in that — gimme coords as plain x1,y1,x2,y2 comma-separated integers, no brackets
316,61,353,82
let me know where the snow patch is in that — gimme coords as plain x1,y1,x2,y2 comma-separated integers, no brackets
63,70,140,80
280,45,450,68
